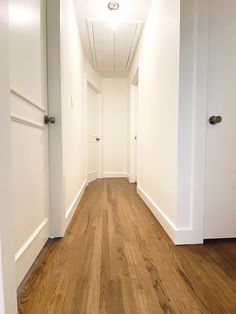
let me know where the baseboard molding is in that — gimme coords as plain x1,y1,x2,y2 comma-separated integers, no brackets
129,176,137,184
103,172,128,178
65,180,87,230
87,177,98,184
137,185,203,245
174,228,203,245
137,185,177,242
15,218,49,287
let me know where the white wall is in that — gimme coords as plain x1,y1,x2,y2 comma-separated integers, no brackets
60,0,88,228
0,0,17,311
54,0,102,229
86,61,102,92
103,78,129,178
130,0,207,244
133,0,180,240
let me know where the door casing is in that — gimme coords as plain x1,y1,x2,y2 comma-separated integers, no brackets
129,68,139,184
85,79,103,183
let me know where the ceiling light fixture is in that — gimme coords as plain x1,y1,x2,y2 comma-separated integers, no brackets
108,1,120,11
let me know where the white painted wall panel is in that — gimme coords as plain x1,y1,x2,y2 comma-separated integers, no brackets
60,0,87,215
130,0,180,241
138,0,180,224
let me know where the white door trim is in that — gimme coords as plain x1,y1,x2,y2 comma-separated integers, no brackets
129,67,140,184
129,70,136,183
129,84,138,183
188,0,209,243
46,0,66,238
85,78,103,183
0,0,17,311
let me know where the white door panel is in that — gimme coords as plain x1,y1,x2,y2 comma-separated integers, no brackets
87,86,99,183
10,0,49,286
10,0,44,107
12,122,49,253
88,141,98,176
204,0,236,238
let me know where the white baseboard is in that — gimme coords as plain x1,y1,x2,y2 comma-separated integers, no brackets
137,185,203,245
129,176,136,183
87,178,96,184
137,185,176,242
174,228,203,245
65,180,87,230
15,218,49,287
103,172,128,178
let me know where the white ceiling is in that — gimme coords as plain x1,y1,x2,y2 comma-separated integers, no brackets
74,0,151,76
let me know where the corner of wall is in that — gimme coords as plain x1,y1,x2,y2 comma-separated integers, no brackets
137,184,204,245
137,185,177,243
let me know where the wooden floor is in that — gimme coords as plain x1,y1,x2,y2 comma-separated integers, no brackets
18,179,236,314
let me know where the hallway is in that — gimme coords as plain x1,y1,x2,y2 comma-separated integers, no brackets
18,179,236,314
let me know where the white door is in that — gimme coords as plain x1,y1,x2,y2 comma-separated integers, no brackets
204,0,236,238
87,86,99,183
10,0,50,286
0,0,17,311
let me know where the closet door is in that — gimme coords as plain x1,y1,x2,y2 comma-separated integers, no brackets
10,0,50,286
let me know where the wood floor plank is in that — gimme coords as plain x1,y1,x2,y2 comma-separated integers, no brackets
18,179,236,314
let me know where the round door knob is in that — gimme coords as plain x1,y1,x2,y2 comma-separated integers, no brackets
209,116,222,125
96,138,100,142
44,115,56,125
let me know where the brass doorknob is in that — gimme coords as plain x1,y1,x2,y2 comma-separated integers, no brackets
209,116,222,125
96,138,100,142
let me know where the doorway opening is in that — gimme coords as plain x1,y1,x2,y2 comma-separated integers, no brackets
86,82,103,184
129,69,139,184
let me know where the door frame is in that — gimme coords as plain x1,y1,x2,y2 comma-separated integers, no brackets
129,68,139,183
184,0,209,244
0,0,17,312
46,0,66,238
85,77,103,183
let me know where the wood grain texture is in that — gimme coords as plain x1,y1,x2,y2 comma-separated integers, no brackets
18,179,236,314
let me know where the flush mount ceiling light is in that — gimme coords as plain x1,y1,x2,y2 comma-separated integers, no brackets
108,1,120,11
